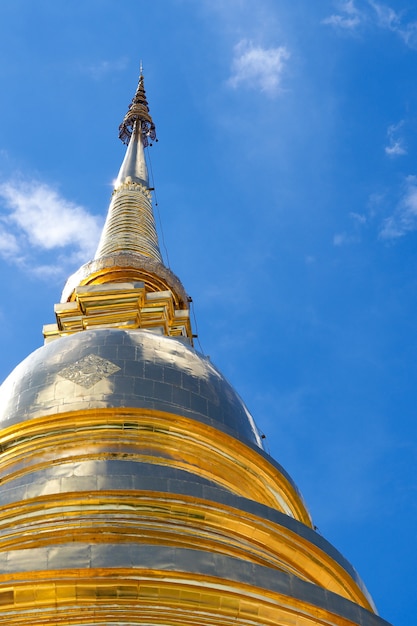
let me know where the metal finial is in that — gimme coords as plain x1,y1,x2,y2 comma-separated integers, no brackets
140,60,143,75
118,71,156,147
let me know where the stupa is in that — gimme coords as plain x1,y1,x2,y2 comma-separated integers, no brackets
0,71,392,626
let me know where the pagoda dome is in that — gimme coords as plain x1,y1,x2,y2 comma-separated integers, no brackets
0,326,313,526
0,328,262,447
0,326,381,623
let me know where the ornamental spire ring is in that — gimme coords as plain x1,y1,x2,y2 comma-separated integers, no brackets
118,71,157,147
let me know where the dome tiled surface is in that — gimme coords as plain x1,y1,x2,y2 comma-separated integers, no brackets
0,329,263,447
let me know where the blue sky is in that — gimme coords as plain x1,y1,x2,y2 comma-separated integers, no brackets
0,1,416,623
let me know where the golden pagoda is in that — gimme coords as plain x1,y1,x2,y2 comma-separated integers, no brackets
0,72,392,626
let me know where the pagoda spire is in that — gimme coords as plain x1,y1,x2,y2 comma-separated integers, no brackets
45,70,193,344
94,71,162,261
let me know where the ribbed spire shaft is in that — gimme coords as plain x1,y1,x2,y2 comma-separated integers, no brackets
94,73,162,262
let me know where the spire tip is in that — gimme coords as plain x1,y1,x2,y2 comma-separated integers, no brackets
118,68,156,147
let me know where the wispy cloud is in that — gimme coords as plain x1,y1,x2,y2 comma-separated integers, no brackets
367,0,399,29
228,40,290,96
324,0,417,49
80,57,129,80
385,121,407,157
333,232,358,246
349,211,367,224
368,1,417,48
0,178,102,276
333,211,367,246
322,0,364,30
379,175,417,239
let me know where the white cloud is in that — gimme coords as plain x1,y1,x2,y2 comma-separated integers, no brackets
0,227,20,260
385,141,406,157
379,175,417,239
323,0,363,30
0,178,102,275
228,40,290,96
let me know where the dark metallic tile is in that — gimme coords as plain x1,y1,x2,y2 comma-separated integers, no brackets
153,380,173,403
190,392,208,415
163,366,182,387
172,385,191,410
144,362,164,382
